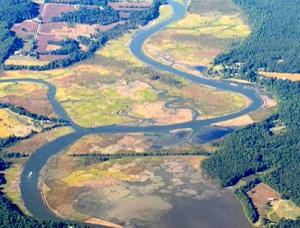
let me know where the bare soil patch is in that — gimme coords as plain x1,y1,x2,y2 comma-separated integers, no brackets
247,183,280,219
132,101,193,125
42,3,76,22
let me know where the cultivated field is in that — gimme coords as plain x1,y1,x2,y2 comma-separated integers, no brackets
5,56,50,67
8,0,156,65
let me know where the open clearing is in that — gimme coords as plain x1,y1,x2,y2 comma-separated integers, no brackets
245,183,300,223
247,183,280,222
259,72,300,82
0,109,41,138
269,200,300,222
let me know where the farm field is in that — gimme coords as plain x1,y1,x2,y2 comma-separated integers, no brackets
7,0,154,66
246,182,300,224
144,0,250,75
5,56,50,67
246,183,280,224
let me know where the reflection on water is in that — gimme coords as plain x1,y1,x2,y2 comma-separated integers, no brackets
73,157,250,228
192,127,233,144
195,66,208,73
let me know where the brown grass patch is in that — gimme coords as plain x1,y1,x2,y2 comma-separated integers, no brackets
36,34,59,52
260,72,300,82
213,115,254,128
42,3,76,22
11,20,39,35
85,218,123,228
66,133,152,155
132,101,193,125
247,183,280,219
0,82,56,117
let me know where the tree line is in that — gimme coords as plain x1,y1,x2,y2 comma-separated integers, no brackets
45,0,107,6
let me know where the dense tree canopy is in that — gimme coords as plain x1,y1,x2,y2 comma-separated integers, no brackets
213,0,300,80
52,6,120,25
203,79,300,205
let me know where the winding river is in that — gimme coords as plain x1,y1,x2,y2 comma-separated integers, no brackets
0,0,263,226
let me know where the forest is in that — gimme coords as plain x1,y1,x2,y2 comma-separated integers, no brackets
204,1,300,226
203,79,300,203
213,0,300,80
52,6,120,25
0,0,38,63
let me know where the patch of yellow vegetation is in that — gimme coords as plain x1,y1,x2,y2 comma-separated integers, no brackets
0,82,44,97
269,200,300,222
0,109,38,138
0,68,74,81
63,168,136,186
72,64,112,76
213,114,254,128
54,79,162,127
50,126,74,139
5,56,49,66
97,33,142,66
169,13,250,38
144,9,250,72
259,72,300,82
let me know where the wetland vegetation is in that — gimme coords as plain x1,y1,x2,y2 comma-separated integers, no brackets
0,0,299,227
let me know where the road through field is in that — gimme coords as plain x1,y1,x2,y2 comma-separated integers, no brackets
0,0,263,226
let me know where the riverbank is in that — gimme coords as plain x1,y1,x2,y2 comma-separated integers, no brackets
0,0,264,226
